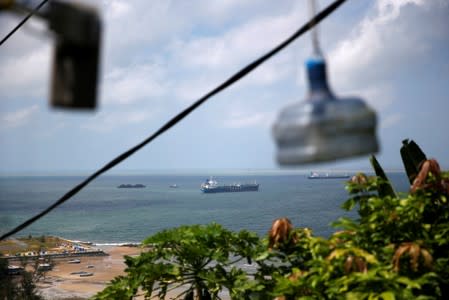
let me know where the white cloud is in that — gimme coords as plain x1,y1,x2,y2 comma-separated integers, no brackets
195,0,264,22
327,0,436,113
81,110,153,132
172,11,302,71
100,0,296,51
334,83,394,112
223,111,273,129
329,0,426,88
376,0,424,23
235,53,296,89
173,52,295,105
1,105,39,129
102,63,169,104
104,0,131,19
174,75,222,102
100,1,187,54
168,6,305,100
381,113,403,129
0,45,50,99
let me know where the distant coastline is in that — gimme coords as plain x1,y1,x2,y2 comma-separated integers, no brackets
1,236,108,262
0,237,177,300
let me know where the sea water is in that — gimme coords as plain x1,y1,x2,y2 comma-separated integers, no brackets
0,171,410,244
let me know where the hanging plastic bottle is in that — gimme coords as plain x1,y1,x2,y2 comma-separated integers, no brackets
272,0,378,165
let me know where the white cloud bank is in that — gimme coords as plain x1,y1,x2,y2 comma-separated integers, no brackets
0,45,50,100
324,0,449,138
102,63,170,105
223,111,274,129
329,0,428,99
81,110,153,132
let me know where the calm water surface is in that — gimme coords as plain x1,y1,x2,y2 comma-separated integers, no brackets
0,172,410,244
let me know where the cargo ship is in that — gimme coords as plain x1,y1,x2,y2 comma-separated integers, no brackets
201,177,259,193
117,184,146,188
308,172,350,179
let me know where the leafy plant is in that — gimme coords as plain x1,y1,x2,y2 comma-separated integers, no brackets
0,256,44,300
94,223,261,299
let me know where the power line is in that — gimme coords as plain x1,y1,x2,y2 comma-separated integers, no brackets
0,0,347,241
0,0,48,47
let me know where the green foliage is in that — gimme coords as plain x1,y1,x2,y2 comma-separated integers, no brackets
265,165,448,299
94,223,261,299
0,257,44,300
0,235,66,256
97,141,449,299
0,258,16,300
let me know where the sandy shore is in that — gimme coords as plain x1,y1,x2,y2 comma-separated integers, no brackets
37,246,142,299
37,245,231,300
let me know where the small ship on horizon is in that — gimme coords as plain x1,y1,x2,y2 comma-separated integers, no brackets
308,172,350,179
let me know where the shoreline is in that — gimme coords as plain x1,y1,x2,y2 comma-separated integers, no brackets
6,250,108,263
35,245,230,300
36,245,143,299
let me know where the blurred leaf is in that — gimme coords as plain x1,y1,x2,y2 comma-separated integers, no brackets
380,291,396,300
400,139,427,184
370,155,396,198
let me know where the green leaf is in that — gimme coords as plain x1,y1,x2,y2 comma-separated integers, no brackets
380,291,396,300
342,197,357,211
396,276,421,289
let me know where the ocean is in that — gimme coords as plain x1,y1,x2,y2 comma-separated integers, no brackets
0,171,410,245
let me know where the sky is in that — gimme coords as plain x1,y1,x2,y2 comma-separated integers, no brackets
0,0,448,174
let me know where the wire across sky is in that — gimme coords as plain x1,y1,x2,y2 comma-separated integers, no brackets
0,0,49,47
0,0,347,240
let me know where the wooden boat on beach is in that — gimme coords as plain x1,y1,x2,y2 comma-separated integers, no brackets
7,265,24,275
70,271,85,275
71,271,94,277
38,263,52,271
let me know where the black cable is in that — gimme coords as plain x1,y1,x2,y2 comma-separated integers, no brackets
0,0,347,241
0,0,48,47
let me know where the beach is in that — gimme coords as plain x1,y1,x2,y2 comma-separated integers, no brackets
37,245,142,299
35,245,234,300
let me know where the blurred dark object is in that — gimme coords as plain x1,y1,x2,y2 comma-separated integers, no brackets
0,0,15,11
400,139,427,184
49,0,101,109
370,155,396,198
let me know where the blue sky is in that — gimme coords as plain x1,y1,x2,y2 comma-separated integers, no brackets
0,0,448,173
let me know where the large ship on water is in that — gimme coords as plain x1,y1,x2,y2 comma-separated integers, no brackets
117,184,146,188
308,172,350,179
201,178,259,193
